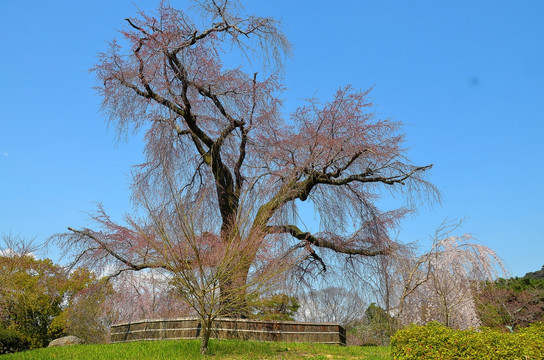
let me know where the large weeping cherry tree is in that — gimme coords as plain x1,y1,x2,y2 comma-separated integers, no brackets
54,0,437,326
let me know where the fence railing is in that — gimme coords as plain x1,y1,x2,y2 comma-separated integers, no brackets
111,317,346,345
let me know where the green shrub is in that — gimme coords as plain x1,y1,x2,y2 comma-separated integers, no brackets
249,294,300,321
391,322,544,359
0,328,30,354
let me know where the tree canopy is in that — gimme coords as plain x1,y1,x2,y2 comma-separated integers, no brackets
55,0,437,319
0,245,98,348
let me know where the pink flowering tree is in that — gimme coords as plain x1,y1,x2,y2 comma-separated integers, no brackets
54,0,436,326
398,222,507,329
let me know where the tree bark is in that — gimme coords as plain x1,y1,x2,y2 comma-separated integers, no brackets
199,319,212,355
219,259,251,318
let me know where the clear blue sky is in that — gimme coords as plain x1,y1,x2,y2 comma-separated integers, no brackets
1,1,542,277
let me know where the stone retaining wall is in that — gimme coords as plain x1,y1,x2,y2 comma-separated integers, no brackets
110,318,346,345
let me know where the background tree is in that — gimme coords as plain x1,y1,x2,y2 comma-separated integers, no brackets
0,234,37,353
355,303,394,346
355,243,415,338
397,222,506,329
296,286,366,327
0,242,66,348
50,269,117,345
115,272,191,323
54,0,436,315
524,266,544,280
249,294,300,321
0,235,101,349
475,276,544,331
0,234,115,350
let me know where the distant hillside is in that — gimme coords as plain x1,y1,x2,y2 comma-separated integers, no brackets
525,265,544,279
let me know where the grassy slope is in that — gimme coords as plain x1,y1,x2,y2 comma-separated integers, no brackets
2,339,390,359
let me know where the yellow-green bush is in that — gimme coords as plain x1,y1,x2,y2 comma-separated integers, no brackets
0,328,30,354
391,322,544,359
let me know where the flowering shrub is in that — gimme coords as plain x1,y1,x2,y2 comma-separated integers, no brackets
391,321,544,359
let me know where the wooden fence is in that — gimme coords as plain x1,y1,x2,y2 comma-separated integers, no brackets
111,318,346,345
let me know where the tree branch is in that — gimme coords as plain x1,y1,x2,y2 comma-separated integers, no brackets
320,164,433,186
67,227,168,272
234,73,257,194
267,225,391,257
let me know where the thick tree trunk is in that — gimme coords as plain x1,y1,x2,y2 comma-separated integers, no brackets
217,217,263,318
219,262,251,318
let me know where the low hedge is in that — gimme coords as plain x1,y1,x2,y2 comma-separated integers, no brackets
391,321,544,359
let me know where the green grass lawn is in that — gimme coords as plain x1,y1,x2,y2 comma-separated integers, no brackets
1,339,390,359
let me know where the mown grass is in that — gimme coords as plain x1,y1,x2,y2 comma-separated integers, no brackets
1,339,390,359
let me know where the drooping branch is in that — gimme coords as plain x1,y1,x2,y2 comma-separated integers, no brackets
67,227,169,273
234,72,257,194
293,240,327,274
267,225,392,257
